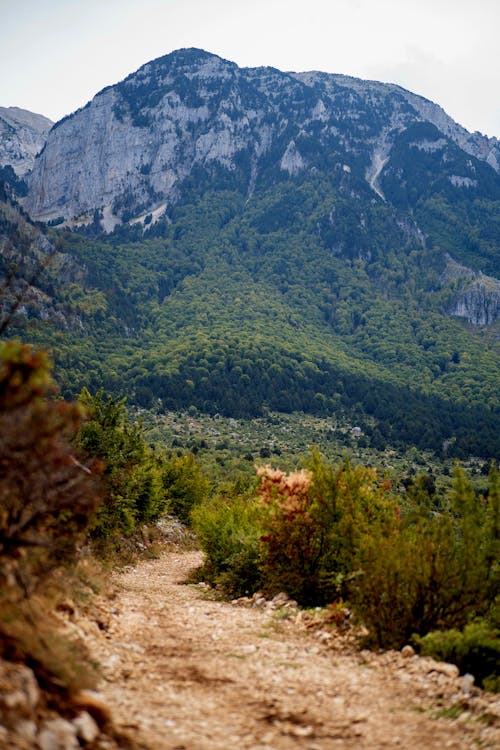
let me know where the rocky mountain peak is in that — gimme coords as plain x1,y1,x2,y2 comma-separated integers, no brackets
22,49,500,232
0,106,53,176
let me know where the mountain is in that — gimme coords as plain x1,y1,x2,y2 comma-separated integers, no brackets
26,50,499,231
0,107,52,177
2,49,499,458
0,195,87,336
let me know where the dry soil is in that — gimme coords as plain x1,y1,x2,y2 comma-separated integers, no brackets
78,549,500,750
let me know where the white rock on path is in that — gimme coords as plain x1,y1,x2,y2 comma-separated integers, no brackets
73,711,100,744
38,717,79,750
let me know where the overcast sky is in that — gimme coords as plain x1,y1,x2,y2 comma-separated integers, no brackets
1,0,499,138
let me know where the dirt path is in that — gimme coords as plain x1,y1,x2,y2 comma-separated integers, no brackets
80,550,499,750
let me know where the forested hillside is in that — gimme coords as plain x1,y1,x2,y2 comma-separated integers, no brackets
2,177,497,458
1,49,499,459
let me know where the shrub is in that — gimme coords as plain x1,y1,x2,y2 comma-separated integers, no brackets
0,341,100,592
258,454,396,605
77,388,168,539
258,465,318,602
161,453,209,524
351,465,500,648
0,341,101,694
191,491,262,596
352,516,459,647
414,620,500,691
192,451,499,655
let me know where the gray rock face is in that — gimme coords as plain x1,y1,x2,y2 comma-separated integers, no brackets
0,107,52,176
293,70,500,174
25,48,500,226
444,256,500,326
391,88,500,172
452,283,500,326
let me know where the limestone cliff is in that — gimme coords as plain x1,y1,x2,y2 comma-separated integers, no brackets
25,49,500,228
444,256,500,326
0,107,52,176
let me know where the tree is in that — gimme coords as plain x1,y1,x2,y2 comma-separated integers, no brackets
77,388,167,537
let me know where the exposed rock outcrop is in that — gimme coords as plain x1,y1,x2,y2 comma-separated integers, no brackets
444,255,500,326
0,657,126,750
24,48,500,227
0,107,52,176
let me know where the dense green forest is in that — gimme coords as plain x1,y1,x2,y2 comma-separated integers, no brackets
4,169,496,459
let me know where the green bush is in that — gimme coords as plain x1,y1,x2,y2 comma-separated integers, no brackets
161,453,209,524
352,516,459,647
351,465,500,648
414,620,500,691
191,451,499,654
191,491,263,596
77,388,167,538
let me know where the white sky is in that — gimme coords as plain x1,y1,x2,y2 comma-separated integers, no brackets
1,0,499,138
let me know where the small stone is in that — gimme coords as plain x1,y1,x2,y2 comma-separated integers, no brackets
429,661,460,680
460,673,475,695
38,717,79,750
240,644,257,654
15,719,37,741
401,645,415,658
253,596,267,608
316,631,332,643
291,725,314,737
252,591,265,601
271,592,290,605
73,711,100,744
3,691,26,710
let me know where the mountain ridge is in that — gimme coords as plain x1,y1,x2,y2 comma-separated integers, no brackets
24,48,500,229
1,48,499,459
0,106,53,177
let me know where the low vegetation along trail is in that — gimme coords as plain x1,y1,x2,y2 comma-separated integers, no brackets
82,549,499,750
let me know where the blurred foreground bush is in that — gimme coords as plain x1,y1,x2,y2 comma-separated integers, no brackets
0,340,99,594
0,340,101,693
